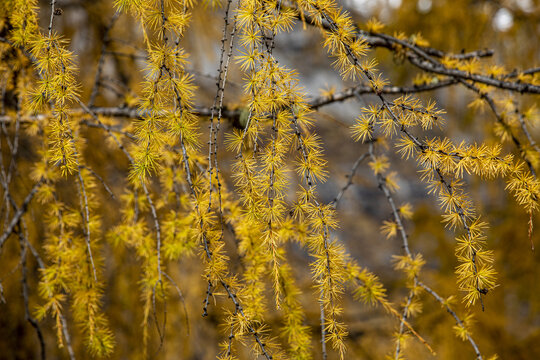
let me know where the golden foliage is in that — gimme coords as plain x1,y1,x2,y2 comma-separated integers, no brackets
1,0,539,359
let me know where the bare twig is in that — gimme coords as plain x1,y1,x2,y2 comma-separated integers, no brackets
0,180,43,250
330,153,368,208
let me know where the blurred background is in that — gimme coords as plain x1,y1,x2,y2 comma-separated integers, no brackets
1,0,540,359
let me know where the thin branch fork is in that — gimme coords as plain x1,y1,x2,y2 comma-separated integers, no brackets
296,11,540,94
364,140,484,359
0,179,44,250
293,10,494,61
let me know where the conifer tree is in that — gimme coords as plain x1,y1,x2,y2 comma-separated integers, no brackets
0,0,539,359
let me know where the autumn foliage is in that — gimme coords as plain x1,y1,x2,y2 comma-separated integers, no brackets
0,0,539,359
